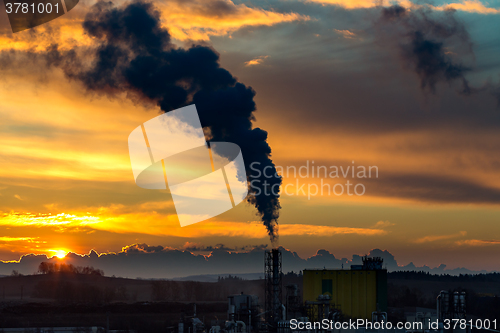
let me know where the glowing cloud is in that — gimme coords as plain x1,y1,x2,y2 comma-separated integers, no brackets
304,0,388,9
0,236,37,242
432,0,500,14
245,55,269,66
279,224,387,236
0,212,100,227
455,239,500,246
0,0,309,52
414,231,467,243
334,29,357,39
155,0,310,41
305,0,500,13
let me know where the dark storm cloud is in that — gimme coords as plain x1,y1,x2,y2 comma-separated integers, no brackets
183,243,235,252
236,48,500,135
36,1,282,240
0,246,489,278
275,156,500,205
377,5,475,95
122,243,166,253
183,243,269,252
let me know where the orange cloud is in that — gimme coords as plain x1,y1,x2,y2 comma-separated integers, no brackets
0,236,38,242
455,239,500,246
0,0,309,52
0,212,100,227
279,224,387,236
372,220,395,228
414,231,467,243
304,0,387,9
334,29,357,39
0,18,92,52
155,0,310,41
0,236,49,258
0,211,386,239
0,72,152,183
305,0,500,13
245,55,269,66
167,221,387,238
432,1,500,14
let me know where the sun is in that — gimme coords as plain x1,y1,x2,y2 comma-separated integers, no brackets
51,249,68,259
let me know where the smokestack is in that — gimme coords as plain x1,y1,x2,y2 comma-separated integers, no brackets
265,248,282,326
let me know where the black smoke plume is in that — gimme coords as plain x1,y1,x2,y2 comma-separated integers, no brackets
378,5,474,95
46,1,282,241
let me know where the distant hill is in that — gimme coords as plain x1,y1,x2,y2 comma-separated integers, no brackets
172,273,264,282
0,271,498,322
0,272,267,304
2,248,497,279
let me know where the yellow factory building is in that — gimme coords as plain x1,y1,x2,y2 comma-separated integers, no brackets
302,257,388,320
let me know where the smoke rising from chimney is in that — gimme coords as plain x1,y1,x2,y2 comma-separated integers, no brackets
43,1,282,241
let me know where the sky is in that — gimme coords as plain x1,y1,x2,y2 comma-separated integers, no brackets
0,0,500,276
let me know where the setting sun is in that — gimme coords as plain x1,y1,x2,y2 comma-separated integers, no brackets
51,250,68,259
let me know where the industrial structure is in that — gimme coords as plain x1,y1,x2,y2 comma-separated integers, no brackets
264,249,283,328
227,293,260,333
284,284,301,320
302,256,388,320
0,248,485,333
179,249,477,333
437,290,466,320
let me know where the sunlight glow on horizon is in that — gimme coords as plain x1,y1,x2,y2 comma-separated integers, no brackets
50,249,68,259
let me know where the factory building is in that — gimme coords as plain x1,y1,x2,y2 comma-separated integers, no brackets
227,293,260,332
302,256,388,320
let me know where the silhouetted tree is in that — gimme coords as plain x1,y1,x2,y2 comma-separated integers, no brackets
38,262,104,276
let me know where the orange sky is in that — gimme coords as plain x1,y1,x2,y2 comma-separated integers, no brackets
1,0,500,272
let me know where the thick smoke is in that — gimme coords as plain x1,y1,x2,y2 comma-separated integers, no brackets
46,1,282,241
378,5,474,95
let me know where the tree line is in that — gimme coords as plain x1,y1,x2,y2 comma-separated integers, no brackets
38,262,104,276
